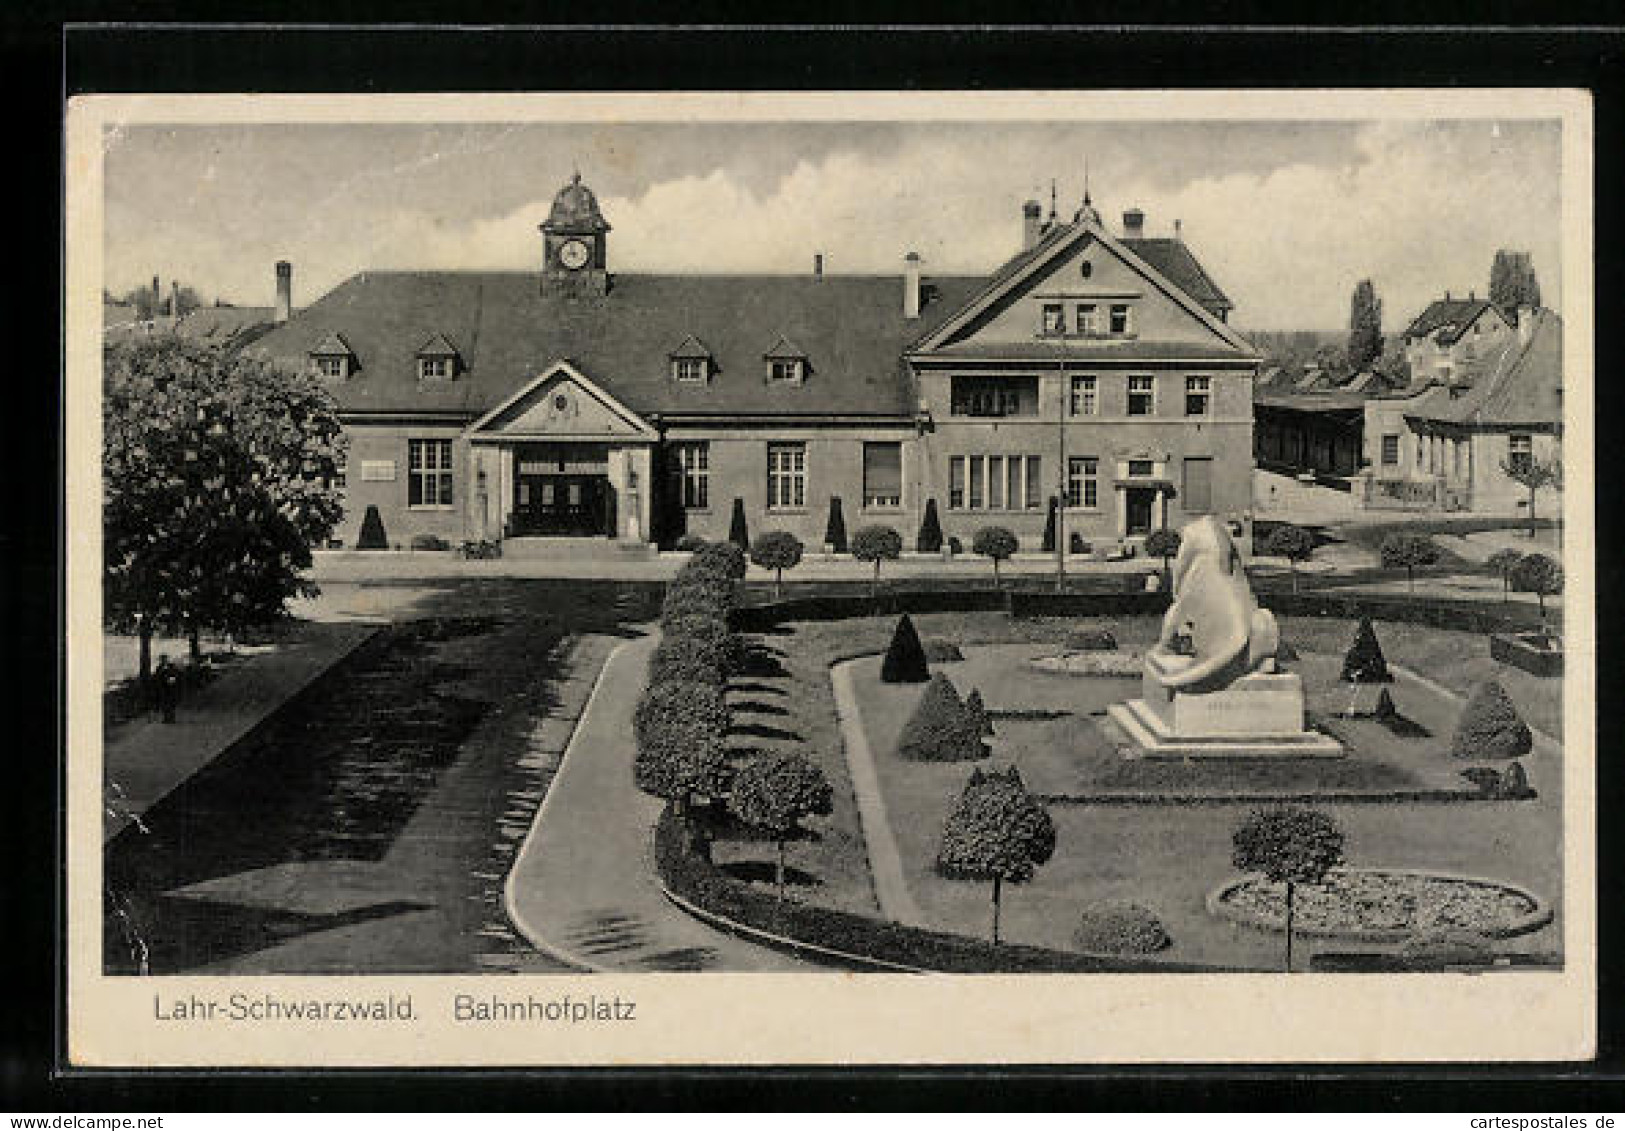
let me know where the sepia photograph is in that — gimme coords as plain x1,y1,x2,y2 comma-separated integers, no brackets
64,88,1594,1066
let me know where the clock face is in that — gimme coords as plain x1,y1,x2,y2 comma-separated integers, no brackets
559,239,590,270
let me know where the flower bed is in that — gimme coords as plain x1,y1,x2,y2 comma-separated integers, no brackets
1028,650,1145,677
1207,867,1552,942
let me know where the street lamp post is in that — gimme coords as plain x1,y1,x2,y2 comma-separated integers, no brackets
1055,353,1068,593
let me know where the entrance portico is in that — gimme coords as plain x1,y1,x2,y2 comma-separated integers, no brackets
464,361,657,544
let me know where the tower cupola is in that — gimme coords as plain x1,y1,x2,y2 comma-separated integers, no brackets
540,171,611,297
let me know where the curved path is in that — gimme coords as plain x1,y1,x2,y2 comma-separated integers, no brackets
505,633,814,972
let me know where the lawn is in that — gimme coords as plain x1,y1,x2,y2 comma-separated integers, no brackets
783,609,1563,970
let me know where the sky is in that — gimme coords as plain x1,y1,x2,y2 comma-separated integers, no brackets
102,118,1563,330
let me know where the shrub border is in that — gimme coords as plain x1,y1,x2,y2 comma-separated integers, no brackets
653,806,1230,973
1205,866,1555,943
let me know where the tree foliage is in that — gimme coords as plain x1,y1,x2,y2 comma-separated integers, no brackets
1500,455,1562,539
1264,523,1316,592
117,280,203,321
1486,548,1524,601
1489,249,1542,315
880,613,931,684
896,673,987,762
103,335,346,665
1509,551,1563,615
1231,804,1345,971
690,539,747,581
1347,278,1384,372
851,524,903,594
1379,532,1441,592
917,498,945,553
936,766,1056,943
971,526,1019,586
728,751,833,897
632,679,734,808
1450,678,1533,761
749,530,804,597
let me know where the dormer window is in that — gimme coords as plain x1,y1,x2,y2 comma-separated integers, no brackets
308,331,356,381
669,335,714,384
763,336,808,384
414,333,461,382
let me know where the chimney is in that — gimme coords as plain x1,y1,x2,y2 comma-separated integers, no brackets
275,261,293,324
813,253,824,280
903,252,922,320
1122,208,1145,239
1173,219,1183,242
150,275,160,317
1444,290,1451,301
170,280,181,318
1468,289,1476,301
1517,306,1536,343
1022,199,1043,250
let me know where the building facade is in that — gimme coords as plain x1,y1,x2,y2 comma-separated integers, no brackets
1401,293,1515,387
246,175,1260,554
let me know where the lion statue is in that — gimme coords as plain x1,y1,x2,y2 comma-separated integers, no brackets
1150,516,1279,693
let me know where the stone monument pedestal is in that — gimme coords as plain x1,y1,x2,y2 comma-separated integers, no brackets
1107,653,1343,760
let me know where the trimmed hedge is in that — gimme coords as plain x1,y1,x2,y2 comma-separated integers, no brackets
1072,901,1172,955
1450,678,1533,761
648,633,729,687
634,679,731,747
654,806,1223,973
662,614,747,674
896,674,987,762
691,540,748,581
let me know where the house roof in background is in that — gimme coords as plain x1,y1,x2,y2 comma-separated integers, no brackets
1402,298,1504,345
1404,309,1563,430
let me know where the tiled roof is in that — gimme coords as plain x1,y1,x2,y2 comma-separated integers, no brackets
415,331,461,357
1404,309,1562,429
246,272,986,419
309,330,355,357
1402,298,1500,345
669,334,712,359
919,339,1256,362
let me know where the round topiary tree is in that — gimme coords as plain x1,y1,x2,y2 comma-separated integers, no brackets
971,526,1019,588
1486,547,1525,604
936,766,1056,944
896,673,985,762
1380,532,1442,594
823,496,848,553
1340,617,1393,684
917,498,945,553
727,498,750,550
356,504,388,550
880,613,931,683
727,751,834,899
1144,528,1182,589
1264,523,1317,593
1510,551,1563,618
633,713,734,819
1231,804,1345,972
749,530,804,598
851,524,903,597
1072,900,1172,955
1450,678,1533,761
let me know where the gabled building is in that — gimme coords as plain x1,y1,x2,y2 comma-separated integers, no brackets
246,174,1259,553
1401,292,1516,387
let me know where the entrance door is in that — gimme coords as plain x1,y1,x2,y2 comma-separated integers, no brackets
513,473,611,536
1125,488,1156,536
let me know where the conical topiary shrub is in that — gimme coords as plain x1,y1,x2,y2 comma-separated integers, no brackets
1340,617,1393,683
917,498,944,553
824,496,848,553
728,498,750,550
880,613,930,684
1041,496,1059,553
965,687,995,737
896,673,986,762
1499,760,1534,799
357,504,388,550
1450,678,1533,761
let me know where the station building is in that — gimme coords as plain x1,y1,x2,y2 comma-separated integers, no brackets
247,174,1261,555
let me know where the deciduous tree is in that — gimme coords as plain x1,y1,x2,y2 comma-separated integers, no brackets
1347,279,1383,372
1379,532,1441,594
1510,552,1563,619
936,767,1055,944
1263,524,1316,593
851,525,902,597
1500,455,1561,541
749,531,804,599
971,526,1019,588
1231,805,1345,972
728,751,833,899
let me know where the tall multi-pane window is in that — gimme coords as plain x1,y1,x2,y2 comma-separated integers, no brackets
1041,303,1065,335
767,443,807,509
1067,457,1099,509
1508,433,1533,474
1128,375,1155,416
1184,375,1212,416
1024,456,1043,509
1070,374,1098,416
674,442,710,509
408,439,453,507
948,455,1042,511
949,456,966,510
862,442,902,509
1381,434,1400,466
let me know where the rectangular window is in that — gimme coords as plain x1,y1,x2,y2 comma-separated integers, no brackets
1076,304,1099,336
674,358,707,383
1025,456,1043,510
1067,457,1099,509
1508,434,1532,474
418,356,450,380
862,442,902,509
767,443,806,509
949,456,966,510
1184,375,1211,416
769,359,803,383
1110,304,1132,335
1128,459,1154,478
408,439,453,507
1128,375,1154,416
968,455,984,509
315,356,346,380
1005,457,1022,511
1041,303,1065,335
949,454,1041,510
674,442,710,509
1381,434,1400,466
1183,457,1213,513
987,455,1005,509
949,375,1038,417
1070,374,1097,416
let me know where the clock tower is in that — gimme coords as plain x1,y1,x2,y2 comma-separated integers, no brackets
540,171,612,297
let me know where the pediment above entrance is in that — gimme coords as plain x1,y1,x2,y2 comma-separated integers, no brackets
467,360,657,442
